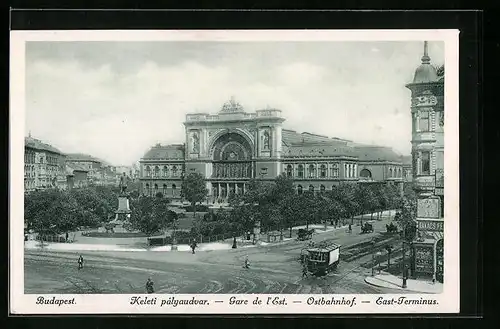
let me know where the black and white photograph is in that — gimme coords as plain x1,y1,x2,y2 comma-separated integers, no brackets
10,30,460,314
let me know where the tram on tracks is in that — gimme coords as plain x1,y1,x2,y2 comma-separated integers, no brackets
301,242,341,277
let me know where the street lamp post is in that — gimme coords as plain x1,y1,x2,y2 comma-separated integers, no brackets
371,240,376,276
376,251,382,274
401,229,407,288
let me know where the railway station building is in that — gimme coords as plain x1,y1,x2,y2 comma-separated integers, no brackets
139,97,410,202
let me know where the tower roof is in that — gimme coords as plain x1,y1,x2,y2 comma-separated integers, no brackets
412,41,438,84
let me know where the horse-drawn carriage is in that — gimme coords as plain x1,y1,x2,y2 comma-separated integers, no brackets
297,228,315,241
360,221,374,233
301,242,341,277
386,222,398,233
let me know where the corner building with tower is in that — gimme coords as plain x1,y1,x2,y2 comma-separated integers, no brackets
139,96,411,202
406,41,444,283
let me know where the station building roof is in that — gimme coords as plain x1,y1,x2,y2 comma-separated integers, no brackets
142,144,185,160
140,131,407,163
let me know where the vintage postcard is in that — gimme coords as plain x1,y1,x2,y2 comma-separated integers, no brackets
10,29,459,314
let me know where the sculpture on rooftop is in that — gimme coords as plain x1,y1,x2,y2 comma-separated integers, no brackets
221,96,244,113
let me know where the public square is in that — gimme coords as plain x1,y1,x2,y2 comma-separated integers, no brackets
24,213,422,295
21,40,445,298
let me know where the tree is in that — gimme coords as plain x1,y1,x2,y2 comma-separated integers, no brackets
69,187,111,227
354,184,378,222
270,174,295,236
25,189,81,240
129,197,174,236
332,184,359,224
323,192,345,226
181,173,208,218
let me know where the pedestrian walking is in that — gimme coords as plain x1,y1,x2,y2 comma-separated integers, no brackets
243,255,250,269
302,265,308,279
348,224,352,234
191,239,197,254
77,255,84,270
65,232,69,242
146,278,154,294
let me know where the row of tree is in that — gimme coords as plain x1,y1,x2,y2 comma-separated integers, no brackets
24,186,121,237
25,171,417,244
222,174,414,237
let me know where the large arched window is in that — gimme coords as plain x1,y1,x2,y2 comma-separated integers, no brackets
286,164,293,177
154,166,160,177
297,185,303,195
389,168,393,177
309,185,314,193
163,184,167,193
145,166,151,177
172,165,178,177
298,165,304,178
145,183,150,195
320,185,326,193
398,168,402,177
154,183,158,190
320,164,327,178
360,168,372,178
163,166,169,177
172,184,177,196
309,164,316,178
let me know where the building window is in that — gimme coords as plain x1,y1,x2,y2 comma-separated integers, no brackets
145,166,151,177
298,165,304,178
297,185,303,195
286,164,293,177
154,166,160,177
320,185,326,193
360,169,372,178
419,111,430,132
163,166,169,177
145,183,150,194
309,185,314,193
331,164,339,178
163,184,167,193
398,168,402,177
308,164,316,178
389,168,393,177
172,184,177,196
154,184,158,190
421,151,430,175
172,166,178,177
320,164,327,178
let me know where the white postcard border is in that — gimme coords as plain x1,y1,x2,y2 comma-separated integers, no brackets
10,29,460,314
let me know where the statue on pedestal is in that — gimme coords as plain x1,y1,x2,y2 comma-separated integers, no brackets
115,172,131,223
119,172,128,195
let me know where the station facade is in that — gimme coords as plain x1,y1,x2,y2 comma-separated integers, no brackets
139,98,410,202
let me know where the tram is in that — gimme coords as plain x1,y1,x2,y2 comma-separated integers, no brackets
304,242,341,276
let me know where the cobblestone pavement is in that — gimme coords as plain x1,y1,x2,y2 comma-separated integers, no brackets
25,216,404,294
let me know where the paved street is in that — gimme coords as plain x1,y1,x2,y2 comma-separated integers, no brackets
25,215,404,294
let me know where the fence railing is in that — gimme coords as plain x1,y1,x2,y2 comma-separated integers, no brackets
34,235,67,243
149,231,245,246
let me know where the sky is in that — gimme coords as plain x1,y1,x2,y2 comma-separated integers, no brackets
25,41,444,166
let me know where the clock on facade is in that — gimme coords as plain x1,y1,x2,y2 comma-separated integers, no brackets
412,95,438,107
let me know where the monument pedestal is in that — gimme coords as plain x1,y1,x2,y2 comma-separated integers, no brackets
114,194,131,222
